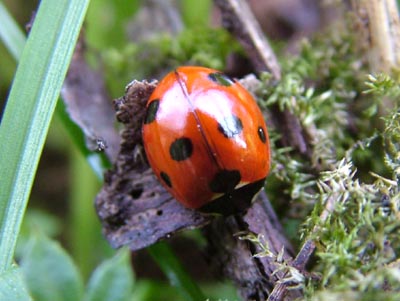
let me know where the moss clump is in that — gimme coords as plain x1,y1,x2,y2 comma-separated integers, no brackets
102,27,241,97
257,19,400,299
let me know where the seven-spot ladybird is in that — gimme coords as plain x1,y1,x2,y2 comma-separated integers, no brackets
142,66,270,215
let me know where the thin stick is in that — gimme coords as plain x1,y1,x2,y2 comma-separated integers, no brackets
267,194,337,301
213,0,281,79
351,0,400,72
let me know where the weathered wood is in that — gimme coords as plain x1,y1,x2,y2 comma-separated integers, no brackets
214,0,281,79
62,34,120,160
350,0,400,73
204,192,304,301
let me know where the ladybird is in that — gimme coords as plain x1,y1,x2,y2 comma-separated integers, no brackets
142,66,270,215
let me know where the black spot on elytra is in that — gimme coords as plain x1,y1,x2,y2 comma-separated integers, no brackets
218,115,243,138
169,137,193,161
258,126,267,143
160,171,172,187
208,72,234,86
144,99,160,124
209,169,241,193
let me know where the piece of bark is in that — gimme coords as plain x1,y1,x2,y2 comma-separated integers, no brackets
62,34,120,160
204,192,303,301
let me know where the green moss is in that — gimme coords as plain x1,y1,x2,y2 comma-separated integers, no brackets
102,27,241,97
254,19,400,298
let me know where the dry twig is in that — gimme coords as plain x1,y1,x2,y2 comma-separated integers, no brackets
351,0,400,73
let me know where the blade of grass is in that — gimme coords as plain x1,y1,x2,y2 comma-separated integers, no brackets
0,264,32,301
0,0,89,271
148,242,206,301
0,2,26,61
69,145,106,280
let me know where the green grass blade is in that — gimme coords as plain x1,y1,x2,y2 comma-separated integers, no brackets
0,264,32,301
148,242,206,301
0,2,26,60
0,0,90,272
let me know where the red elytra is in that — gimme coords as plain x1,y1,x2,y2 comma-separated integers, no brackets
142,66,270,215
